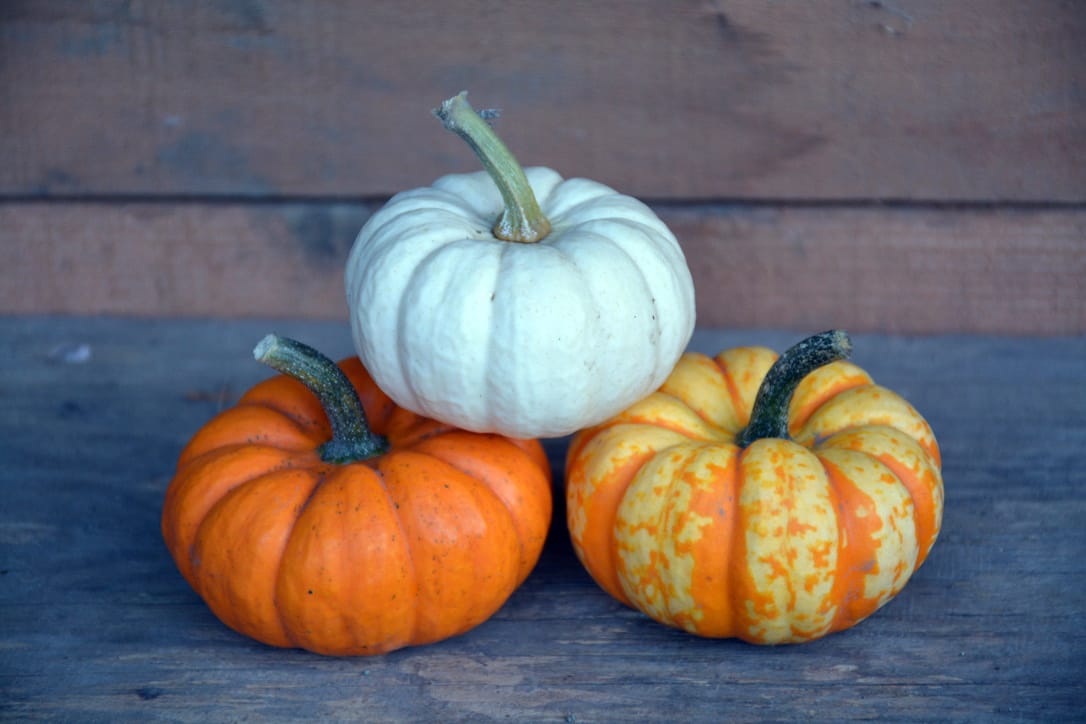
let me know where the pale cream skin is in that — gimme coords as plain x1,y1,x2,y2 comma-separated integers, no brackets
345,166,696,438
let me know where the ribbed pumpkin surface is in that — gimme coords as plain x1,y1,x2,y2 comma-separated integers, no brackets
163,358,552,656
565,347,942,644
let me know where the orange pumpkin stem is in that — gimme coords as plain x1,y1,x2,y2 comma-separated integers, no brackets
253,334,389,463
736,330,853,448
434,91,552,244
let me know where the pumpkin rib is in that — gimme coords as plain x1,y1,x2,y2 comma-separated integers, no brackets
788,362,874,433
796,385,940,467
275,463,419,655
658,353,737,432
564,220,690,386
503,437,551,481
562,199,678,249
269,466,337,650
656,390,730,436
780,460,805,641
614,442,700,626
673,443,738,635
779,445,840,642
385,415,456,451
610,395,723,443
651,451,687,625
713,353,762,432
607,478,634,606
816,456,866,635
722,446,745,639
381,450,522,645
789,379,877,444
820,426,942,566
818,449,919,634
377,456,426,649
392,242,455,418
730,444,759,641
373,460,421,648
814,455,848,635
178,403,323,467
569,424,689,605
164,444,306,586
544,190,623,224
530,168,567,210
476,240,510,432
842,446,923,573
238,377,327,432
733,441,836,644
192,467,323,649
692,443,740,637
412,433,551,585
561,218,662,281
452,458,529,622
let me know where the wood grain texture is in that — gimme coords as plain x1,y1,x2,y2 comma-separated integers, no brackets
1,318,1083,721
2,0,1083,201
667,205,1086,335
2,201,1082,334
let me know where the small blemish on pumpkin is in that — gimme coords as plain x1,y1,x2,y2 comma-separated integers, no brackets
307,589,313,595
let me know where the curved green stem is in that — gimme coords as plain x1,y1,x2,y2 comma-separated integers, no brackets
434,91,551,243
253,334,389,464
736,330,853,448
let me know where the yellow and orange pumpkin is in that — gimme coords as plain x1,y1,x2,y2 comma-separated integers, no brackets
565,331,943,644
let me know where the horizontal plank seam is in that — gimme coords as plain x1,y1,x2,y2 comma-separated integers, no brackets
2,194,1085,212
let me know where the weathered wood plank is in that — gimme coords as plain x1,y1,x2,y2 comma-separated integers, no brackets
2,0,1083,201
0,201,375,320
2,201,1082,334
668,205,1086,335
1,317,1084,721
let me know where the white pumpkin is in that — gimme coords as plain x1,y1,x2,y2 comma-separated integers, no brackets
344,93,696,438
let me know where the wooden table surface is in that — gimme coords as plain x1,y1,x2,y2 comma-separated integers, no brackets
2,317,1083,722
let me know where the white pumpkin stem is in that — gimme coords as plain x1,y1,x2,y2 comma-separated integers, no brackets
434,91,552,243
736,330,853,448
253,334,389,463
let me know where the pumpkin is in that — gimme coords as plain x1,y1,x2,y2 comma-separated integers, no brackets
565,331,943,644
345,92,696,438
161,334,552,656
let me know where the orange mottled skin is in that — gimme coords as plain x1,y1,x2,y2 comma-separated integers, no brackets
566,346,942,644
162,357,552,656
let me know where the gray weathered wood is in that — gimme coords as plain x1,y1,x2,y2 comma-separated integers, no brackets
3,202,1083,334
3,1,1084,201
1,318,1083,721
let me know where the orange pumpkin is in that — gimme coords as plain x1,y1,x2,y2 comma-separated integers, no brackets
162,335,552,656
565,331,943,644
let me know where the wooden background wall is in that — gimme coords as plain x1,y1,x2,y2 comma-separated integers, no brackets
2,0,1083,334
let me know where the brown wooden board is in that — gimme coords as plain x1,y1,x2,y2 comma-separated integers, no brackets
2,0,1084,201
1,317,1084,721
2,201,1083,335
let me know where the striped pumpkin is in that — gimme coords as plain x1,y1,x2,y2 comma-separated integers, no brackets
565,331,943,644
